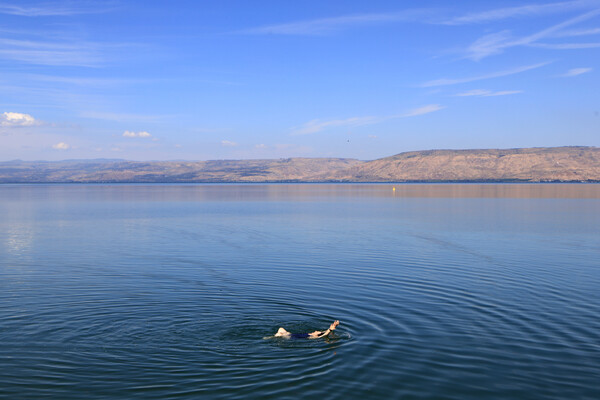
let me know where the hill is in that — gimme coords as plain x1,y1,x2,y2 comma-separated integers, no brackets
0,158,361,183
340,146,600,182
0,146,598,183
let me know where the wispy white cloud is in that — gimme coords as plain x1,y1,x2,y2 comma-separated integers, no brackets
81,111,164,123
0,1,114,17
561,67,593,76
52,142,70,150
399,104,445,117
531,41,600,48
0,111,37,127
514,8,600,43
291,104,444,135
123,130,151,138
464,9,600,60
238,10,429,35
0,28,144,67
455,89,523,97
291,116,378,135
221,140,238,147
21,73,148,86
464,30,513,60
551,27,600,37
445,0,599,25
421,62,549,87
0,37,103,66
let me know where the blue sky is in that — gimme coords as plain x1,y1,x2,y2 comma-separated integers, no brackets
0,0,599,161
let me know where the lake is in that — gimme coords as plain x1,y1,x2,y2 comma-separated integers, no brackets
1,184,599,399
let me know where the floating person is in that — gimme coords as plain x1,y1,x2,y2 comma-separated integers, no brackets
273,320,340,339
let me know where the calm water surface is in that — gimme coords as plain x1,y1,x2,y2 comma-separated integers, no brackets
1,184,599,399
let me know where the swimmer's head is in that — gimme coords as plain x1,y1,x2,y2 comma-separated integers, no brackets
275,327,290,337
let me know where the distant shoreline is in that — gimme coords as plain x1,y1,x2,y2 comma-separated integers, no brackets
2,180,600,184
1,146,599,183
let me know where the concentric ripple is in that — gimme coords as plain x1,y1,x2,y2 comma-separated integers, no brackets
1,184,599,399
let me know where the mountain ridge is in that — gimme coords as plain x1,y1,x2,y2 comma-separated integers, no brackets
1,146,599,183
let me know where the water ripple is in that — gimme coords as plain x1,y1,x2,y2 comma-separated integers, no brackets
1,184,600,399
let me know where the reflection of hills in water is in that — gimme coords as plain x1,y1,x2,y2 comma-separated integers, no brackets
1,183,599,398
3,183,600,202
1,146,600,183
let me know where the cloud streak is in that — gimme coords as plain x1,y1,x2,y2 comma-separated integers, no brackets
399,104,445,117
291,116,378,135
455,89,523,97
238,10,429,35
551,27,600,37
561,67,593,76
81,111,164,123
464,9,600,60
0,1,114,17
531,41,600,48
0,37,103,67
421,62,550,87
291,104,444,135
0,30,144,67
445,0,599,25
20,73,148,86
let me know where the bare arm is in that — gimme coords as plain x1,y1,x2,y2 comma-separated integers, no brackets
308,320,339,339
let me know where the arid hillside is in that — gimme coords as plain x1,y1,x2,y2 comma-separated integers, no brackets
1,147,599,183
337,146,600,182
0,158,361,183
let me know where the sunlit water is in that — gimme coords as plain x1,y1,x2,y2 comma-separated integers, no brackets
1,184,599,399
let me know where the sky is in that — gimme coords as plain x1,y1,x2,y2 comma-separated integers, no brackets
0,0,599,161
